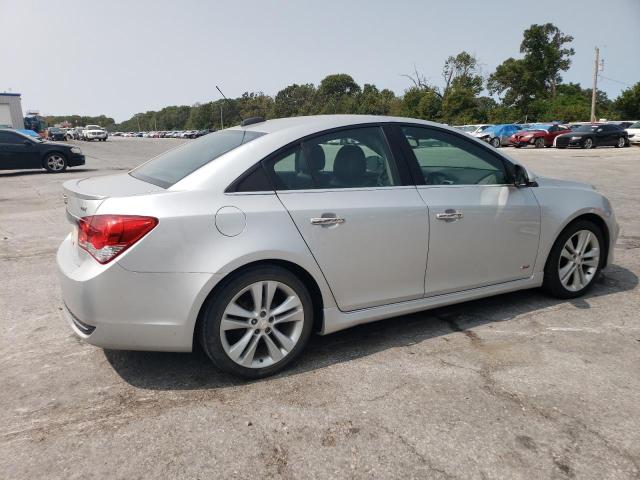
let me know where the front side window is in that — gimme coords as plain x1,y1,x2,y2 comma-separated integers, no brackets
131,129,265,188
269,126,399,190
400,126,509,186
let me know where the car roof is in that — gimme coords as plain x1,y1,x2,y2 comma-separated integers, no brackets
230,114,439,135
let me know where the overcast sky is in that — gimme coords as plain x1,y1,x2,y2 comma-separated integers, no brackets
1,0,639,121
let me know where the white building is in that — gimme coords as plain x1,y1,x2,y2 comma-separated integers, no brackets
0,92,25,129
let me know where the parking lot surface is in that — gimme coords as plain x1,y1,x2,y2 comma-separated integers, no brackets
1,138,639,479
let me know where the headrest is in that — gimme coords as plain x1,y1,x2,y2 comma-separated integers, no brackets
333,145,366,183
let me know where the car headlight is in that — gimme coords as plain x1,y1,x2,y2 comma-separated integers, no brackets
570,136,581,141
71,146,82,154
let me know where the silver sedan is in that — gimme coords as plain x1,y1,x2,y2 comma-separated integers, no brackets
57,115,619,378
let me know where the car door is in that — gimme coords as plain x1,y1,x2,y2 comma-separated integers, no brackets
395,125,541,297
266,125,429,312
0,131,40,169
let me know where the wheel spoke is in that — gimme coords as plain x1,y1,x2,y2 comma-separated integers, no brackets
221,318,250,331
571,268,581,289
250,283,263,311
273,307,304,325
228,330,254,361
583,258,599,268
263,334,284,361
271,326,296,352
224,301,254,321
561,247,574,260
560,262,576,284
582,247,599,259
271,295,302,317
240,334,261,367
577,266,587,288
264,281,278,312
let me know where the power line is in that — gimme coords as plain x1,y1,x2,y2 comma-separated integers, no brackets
598,75,633,87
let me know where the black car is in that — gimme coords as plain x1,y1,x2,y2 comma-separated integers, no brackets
47,127,66,141
0,129,85,173
555,124,629,149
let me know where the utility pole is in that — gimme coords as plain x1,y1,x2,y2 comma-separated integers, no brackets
590,47,602,123
220,105,224,130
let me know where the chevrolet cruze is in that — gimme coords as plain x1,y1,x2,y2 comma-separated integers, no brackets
57,115,618,378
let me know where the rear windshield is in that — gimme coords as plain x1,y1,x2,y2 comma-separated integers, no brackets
131,129,266,188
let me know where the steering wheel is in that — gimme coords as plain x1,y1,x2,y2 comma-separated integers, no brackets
426,172,454,185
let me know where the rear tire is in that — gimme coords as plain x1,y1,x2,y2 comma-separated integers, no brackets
534,138,545,148
615,137,625,148
199,265,314,378
543,220,604,299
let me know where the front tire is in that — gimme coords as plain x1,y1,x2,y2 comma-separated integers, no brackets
491,137,501,148
543,220,604,299
199,265,314,378
615,137,626,148
534,138,545,148
582,138,594,149
44,153,67,173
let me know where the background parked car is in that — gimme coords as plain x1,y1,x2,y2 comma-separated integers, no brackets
47,127,66,141
555,124,629,149
625,121,640,145
510,124,572,148
0,128,85,172
475,124,522,147
82,125,108,141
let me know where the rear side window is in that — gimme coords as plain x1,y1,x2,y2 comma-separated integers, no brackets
268,126,400,190
131,130,265,188
0,132,21,144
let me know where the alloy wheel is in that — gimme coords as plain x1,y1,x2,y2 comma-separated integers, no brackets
584,138,593,149
558,229,600,292
220,280,305,368
617,137,625,148
46,155,66,172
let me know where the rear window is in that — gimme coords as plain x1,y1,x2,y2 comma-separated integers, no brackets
131,129,265,188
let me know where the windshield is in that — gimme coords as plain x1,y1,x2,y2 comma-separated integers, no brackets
86,125,102,130
575,125,598,133
131,129,266,188
629,121,640,129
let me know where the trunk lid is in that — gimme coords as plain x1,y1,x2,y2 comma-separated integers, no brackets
63,173,164,220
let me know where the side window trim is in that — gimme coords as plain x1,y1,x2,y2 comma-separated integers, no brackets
392,123,515,186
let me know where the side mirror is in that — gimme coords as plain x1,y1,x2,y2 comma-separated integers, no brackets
23,140,32,146
513,164,530,187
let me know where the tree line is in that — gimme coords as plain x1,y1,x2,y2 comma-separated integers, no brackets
44,23,640,132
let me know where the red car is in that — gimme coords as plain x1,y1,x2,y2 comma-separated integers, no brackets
509,124,572,148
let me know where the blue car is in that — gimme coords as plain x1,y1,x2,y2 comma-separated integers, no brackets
474,124,522,148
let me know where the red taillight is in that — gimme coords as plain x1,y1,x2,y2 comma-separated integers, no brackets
77,215,158,264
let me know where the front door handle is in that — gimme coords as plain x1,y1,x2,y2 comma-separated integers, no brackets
436,210,463,221
310,216,345,226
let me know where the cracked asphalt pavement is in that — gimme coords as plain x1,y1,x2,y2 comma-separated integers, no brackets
1,138,639,479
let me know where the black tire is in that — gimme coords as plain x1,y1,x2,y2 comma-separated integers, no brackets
543,219,605,299
534,138,545,148
43,152,67,173
615,137,625,148
199,265,314,378
491,137,501,148
582,137,595,149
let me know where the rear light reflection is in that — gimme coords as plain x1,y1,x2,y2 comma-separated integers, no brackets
77,215,158,264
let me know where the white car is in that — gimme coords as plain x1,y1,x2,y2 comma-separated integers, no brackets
83,125,108,142
626,121,640,144
58,115,618,378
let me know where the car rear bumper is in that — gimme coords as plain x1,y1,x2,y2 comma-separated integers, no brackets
57,233,222,352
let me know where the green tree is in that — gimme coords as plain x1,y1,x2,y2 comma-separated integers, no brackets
613,82,640,119
273,83,316,117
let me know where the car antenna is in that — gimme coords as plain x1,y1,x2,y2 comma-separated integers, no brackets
216,86,265,127
216,85,244,124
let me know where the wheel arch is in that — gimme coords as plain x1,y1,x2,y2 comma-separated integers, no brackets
192,259,326,348
544,212,611,270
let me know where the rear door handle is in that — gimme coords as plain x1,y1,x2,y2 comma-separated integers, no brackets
436,210,463,221
310,216,345,226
